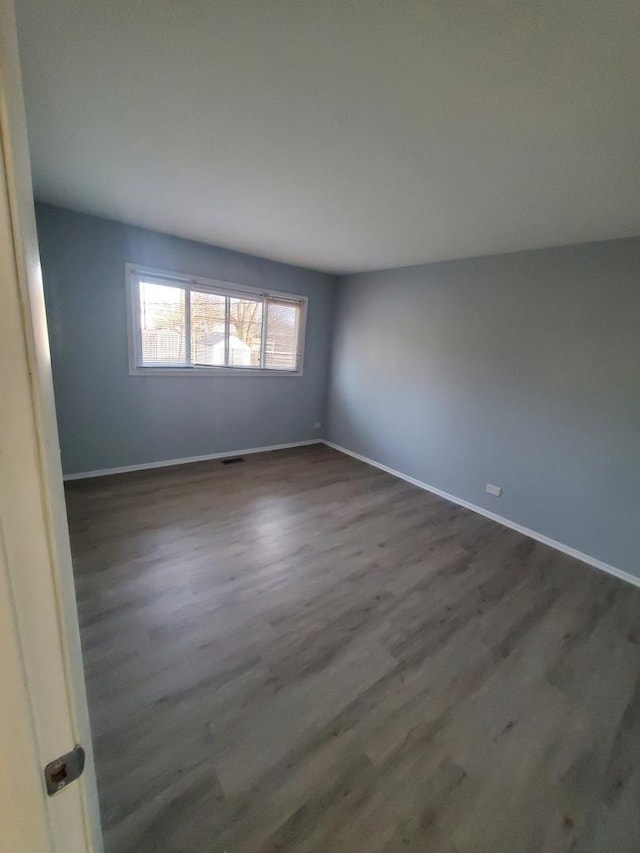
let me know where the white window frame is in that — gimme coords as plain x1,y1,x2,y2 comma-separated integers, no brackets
125,263,308,377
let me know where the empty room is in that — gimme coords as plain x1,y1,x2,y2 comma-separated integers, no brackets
2,0,640,851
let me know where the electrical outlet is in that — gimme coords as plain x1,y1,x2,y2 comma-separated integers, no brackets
485,483,502,497
313,421,322,429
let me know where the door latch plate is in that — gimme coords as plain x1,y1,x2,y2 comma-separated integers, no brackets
44,745,85,796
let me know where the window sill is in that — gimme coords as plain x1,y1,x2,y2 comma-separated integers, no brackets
129,366,304,377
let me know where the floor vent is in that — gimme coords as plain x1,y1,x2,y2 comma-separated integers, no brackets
222,457,245,465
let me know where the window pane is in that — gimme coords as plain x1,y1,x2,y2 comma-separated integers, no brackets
139,281,186,364
265,299,300,370
191,290,226,365
229,296,263,367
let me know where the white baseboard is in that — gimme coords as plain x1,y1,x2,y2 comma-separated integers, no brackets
322,440,640,589
63,439,323,481
64,436,638,589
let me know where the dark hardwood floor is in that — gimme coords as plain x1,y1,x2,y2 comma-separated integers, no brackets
65,444,640,852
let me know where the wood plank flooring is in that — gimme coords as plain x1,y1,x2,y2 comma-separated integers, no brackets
65,445,640,853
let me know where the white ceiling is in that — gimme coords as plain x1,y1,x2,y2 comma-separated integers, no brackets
16,0,640,273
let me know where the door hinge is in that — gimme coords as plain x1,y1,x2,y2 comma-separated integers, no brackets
44,745,85,796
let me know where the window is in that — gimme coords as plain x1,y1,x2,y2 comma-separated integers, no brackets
126,265,307,375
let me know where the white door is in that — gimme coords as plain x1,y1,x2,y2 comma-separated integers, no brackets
0,1,102,850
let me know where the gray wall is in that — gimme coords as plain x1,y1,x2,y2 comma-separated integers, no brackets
36,204,336,475
36,203,640,573
327,240,640,575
